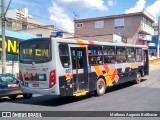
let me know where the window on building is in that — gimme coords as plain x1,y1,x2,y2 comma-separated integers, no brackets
95,21,104,28
88,46,103,65
59,43,70,68
76,23,83,28
126,47,135,62
116,47,126,63
114,18,124,29
22,22,27,30
36,34,42,37
135,48,142,62
103,46,116,64
143,17,147,24
148,21,152,27
143,17,152,27
6,21,12,27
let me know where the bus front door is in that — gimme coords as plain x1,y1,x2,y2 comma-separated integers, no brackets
71,48,88,93
144,49,149,75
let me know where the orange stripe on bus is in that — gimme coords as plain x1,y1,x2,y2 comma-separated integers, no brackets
105,75,113,86
103,64,109,73
114,74,119,83
93,66,103,76
111,69,116,81
86,48,88,58
76,39,88,58
107,68,115,75
105,68,115,86
76,39,86,47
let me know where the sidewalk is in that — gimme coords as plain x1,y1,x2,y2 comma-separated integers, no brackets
149,57,160,66
149,56,157,60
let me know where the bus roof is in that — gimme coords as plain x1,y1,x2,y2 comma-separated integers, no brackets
21,37,148,48
52,38,148,48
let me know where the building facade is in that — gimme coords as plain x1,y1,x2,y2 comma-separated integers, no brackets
74,10,155,45
0,8,73,38
150,20,160,57
18,25,56,37
0,8,45,31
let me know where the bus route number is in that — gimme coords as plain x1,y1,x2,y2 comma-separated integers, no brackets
65,69,71,74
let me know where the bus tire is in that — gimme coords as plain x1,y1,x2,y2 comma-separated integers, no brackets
135,72,141,84
96,78,106,96
9,95,17,100
23,93,33,99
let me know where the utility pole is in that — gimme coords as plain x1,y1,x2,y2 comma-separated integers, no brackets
157,17,160,58
1,0,6,74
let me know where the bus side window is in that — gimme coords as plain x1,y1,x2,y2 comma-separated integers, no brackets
116,47,126,63
135,48,142,62
126,47,135,62
59,43,70,68
88,45,103,65
103,46,116,64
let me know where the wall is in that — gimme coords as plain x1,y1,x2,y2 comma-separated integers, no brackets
75,15,143,44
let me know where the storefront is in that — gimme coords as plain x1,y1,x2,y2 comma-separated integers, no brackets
148,35,158,56
0,29,38,75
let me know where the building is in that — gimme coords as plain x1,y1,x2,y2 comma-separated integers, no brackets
152,23,159,35
18,25,56,37
74,10,155,45
19,25,74,38
0,8,73,38
149,35,158,55
2,8,45,31
150,21,160,57
0,8,54,37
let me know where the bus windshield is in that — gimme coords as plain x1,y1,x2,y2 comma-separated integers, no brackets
19,38,51,64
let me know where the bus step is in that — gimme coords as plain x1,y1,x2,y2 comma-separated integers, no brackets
74,91,88,97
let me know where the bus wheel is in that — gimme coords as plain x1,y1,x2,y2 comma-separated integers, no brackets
9,95,17,100
96,78,106,96
23,93,33,99
135,72,141,84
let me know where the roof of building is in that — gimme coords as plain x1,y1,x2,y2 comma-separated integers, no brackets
0,29,38,40
74,9,155,22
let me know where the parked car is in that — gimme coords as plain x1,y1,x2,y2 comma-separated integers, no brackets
0,74,32,99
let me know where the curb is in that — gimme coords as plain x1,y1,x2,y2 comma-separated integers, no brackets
149,58,160,66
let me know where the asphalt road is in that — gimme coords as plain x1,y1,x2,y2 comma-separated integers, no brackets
0,64,160,120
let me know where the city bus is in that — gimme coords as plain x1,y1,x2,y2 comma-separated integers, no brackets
19,38,149,96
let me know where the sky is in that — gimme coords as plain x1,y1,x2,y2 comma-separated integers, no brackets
2,0,160,33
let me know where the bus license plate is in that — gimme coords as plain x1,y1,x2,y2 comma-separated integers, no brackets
32,84,39,87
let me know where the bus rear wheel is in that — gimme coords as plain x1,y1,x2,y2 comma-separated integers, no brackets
135,72,141,84
96,78,106,96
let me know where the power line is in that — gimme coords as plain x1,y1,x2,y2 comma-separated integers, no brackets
4,0,12,17
1,2,127,40
3,5,75,27
32,13,74,25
